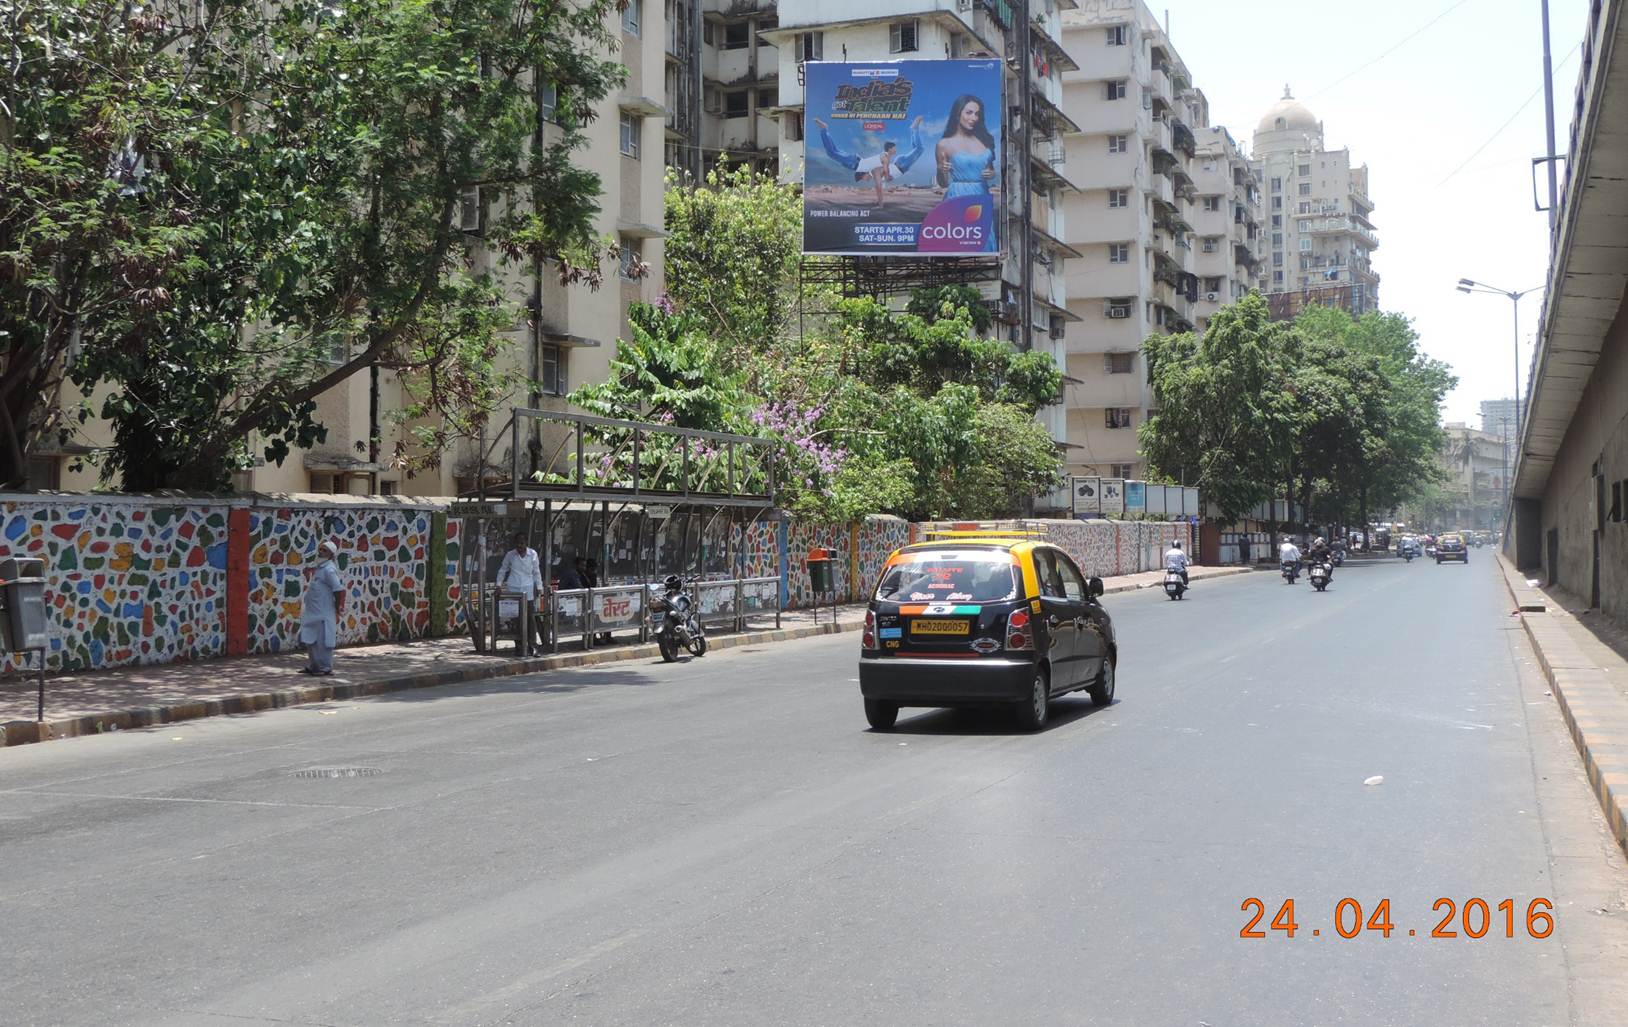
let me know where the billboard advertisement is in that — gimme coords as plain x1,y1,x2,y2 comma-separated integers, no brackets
1071,476,1101,516
1124,481,1147,512
802,60,1003,256
1100,478,1125,516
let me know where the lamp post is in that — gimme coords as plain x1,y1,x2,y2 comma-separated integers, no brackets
1456,279,1543,444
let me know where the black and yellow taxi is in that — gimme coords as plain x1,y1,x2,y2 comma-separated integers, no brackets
858,532,1117,731
1436,532,1469,564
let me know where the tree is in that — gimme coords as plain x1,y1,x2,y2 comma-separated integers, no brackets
10,0,633,490
662,161,802,359
1140,293,1301,524
0,0,207,486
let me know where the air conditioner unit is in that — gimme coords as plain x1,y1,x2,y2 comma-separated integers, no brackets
1106,305,1132,319
957,0,973,10
1205,291,1218,301
1049,321,1066,340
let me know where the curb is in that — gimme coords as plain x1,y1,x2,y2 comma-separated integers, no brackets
1496,554,1628,860
1,618,860,750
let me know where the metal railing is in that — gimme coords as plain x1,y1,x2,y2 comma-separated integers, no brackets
484,576,783,656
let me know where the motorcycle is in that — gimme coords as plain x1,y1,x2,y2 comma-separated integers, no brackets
652,577,708,662
1163,569,1187,600
1310,561,1332,592
1402,548,1416,563
1281,560,1300,584
1331,548,1345,567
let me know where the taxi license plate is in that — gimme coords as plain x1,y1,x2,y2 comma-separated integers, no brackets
911,618,969,636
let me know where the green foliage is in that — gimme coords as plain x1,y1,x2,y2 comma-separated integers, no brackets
8,0,630,490
570,303,748,432
1140,293,1455,529
662,162,802,358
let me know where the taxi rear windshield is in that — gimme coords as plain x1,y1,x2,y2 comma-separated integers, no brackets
875,551,1018,604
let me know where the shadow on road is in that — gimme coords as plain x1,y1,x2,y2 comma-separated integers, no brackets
880,696,1114,736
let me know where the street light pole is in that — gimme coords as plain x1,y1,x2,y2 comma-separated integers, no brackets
1456,278,1543,441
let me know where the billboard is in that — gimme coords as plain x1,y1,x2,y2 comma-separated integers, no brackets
1100,478,1125,516
1071,476,1101,516
1124,481,1146,512
802,60,1003,256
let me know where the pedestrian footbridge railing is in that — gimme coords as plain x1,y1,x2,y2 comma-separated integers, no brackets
483,576,782,655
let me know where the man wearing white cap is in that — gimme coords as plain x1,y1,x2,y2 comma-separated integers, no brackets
300,539,347,675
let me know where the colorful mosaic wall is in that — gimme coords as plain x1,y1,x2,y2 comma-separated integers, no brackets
856,517,910,597
245,506,436,654
1,501,231,673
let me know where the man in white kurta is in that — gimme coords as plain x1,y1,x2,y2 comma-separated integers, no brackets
300,540,346,675
497,532,546,654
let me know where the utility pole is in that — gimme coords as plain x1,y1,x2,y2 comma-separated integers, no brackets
1017,1,1034,354
1540,0,1560,235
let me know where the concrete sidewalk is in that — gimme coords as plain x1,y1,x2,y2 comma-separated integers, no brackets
1497,554,1628,860
0,563,1250,749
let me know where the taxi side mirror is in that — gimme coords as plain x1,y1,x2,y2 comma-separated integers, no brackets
1087,576,1104,598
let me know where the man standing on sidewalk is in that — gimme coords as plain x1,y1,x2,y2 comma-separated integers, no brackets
497,532,546,655
300,540,346,676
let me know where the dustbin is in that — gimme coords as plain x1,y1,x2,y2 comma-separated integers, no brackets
806,548,834,595
0,556,47,652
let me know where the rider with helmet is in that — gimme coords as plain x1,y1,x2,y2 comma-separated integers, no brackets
1306,535,1334,574
1163,538,1191,586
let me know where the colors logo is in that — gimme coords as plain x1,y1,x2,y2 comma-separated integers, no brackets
917,195,997,253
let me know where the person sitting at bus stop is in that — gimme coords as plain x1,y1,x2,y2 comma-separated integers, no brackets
497,532,546,656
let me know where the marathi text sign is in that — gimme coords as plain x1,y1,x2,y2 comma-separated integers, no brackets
802,60,1004,256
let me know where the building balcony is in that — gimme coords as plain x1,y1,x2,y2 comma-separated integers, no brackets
1149,173,1174,205
1305,215,1379,250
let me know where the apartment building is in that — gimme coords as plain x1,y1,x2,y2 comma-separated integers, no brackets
762,0,1081,454
1251,89,1380,319
1191,126,1263,331
1059,0,1224,482
38,2,668,496
665,1,782,179
1479,397,1519,436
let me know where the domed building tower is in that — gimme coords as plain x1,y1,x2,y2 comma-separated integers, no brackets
1248,87,1379,317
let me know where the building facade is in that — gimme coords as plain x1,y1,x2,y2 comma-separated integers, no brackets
1251,89,1380,320
1479,397,1519,436
1057,0,1256,481
1419,423,1510,532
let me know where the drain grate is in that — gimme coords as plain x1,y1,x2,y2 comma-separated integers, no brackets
293,766,384,779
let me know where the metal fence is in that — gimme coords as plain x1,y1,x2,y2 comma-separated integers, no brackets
484,576,782,655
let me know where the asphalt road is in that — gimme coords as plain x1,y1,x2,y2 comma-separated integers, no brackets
4,556,1628,1026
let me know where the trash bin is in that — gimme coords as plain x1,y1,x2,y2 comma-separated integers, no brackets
806,548,834,595
0,556,47,652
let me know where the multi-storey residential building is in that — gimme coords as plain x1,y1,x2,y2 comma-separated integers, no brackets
1058,0,1215,482
762,0,1080,455
1191,126,1263,332
39,2,668,495
1251,89,1380,319
1479,398,1519,436
665,1,781,178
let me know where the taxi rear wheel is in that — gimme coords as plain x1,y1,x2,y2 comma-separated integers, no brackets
1088,653,1116,707
1014,666,1050,731
864,699,899,730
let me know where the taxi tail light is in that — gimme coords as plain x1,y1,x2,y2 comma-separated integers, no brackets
1006,609,1033,651
862,608,877,649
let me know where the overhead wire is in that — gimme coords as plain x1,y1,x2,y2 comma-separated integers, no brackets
1437,39,1581,186
1306,0,1479,98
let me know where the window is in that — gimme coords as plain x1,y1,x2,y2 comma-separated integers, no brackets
1106,408,1133,429
1111,463,1133,479
757,88,775,110
724,91,749,118
1055,554,1088,602
1298,201,1311,213
722,22,749,50
1271,196,1282,210
458,186,481,234
379,480,398,496
619,112,641,157
1271,177,1281,192
618,236,641,279
1203,196,1220,212
1298,163,1310,176
1108,242,1130,263
1205,276,1223,292
1106,24,1128,46
540,343,567,396
1106,79,1128,100
1202,238,1217,253
1108,188,1129,208
795,32,823,62
889,19,919,53
1108,134,1129,154
702,21,713,44
621,0,640,35
1273,252,1284,267
23,454,60,490
1299,237,1312,251
1298,182,1311,196
1273,270,1284,283
1272,232,1282,246
540,81,558,123
1106,352,1135,374
1271,214,1282,227
786,112,804,141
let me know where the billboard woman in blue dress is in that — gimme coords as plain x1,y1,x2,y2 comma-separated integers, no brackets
935,94,997,199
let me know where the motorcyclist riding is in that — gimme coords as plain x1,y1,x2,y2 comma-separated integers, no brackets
1163,539,1190,586
1278,537,1302,570
1306,536,1334,575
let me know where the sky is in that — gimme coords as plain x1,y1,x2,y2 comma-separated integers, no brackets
1151,0,1587,427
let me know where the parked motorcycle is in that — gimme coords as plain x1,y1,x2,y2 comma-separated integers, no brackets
1310,561,1332,592
652,575,707,662
1163,569,1187,601
1281,560,1300,584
